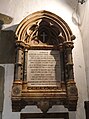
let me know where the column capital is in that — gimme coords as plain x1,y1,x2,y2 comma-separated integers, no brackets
15,40,25,48
63,41,74,49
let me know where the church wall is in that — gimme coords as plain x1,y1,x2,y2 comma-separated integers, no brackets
0,0,88,119
78,0,89,99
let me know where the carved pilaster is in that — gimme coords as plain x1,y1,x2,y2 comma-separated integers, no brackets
63,41,78,111
60,50,66,90
64,80,78,111
23,44,29,90
63,41,74,81
14,41,25,81
12,41,25,96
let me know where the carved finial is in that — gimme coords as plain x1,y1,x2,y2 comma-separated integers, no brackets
71,35,76,40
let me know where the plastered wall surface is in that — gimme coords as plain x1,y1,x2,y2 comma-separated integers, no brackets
78,1,89,99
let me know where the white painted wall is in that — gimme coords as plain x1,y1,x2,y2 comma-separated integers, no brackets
78,0,89,99
0,0,88,119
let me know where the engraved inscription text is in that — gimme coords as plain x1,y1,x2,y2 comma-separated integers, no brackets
27,50,61,86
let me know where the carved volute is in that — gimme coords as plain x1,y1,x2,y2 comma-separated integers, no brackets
12,10,78,112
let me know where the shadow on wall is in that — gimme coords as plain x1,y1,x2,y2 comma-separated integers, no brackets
64,0,78,9
0,22,18,64
56,0,77,9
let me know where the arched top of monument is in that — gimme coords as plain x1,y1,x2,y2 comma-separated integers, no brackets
15,10,75,45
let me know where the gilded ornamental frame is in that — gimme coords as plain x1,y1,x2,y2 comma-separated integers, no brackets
11,10,78,112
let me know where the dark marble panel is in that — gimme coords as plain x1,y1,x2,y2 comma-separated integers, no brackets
20,113,69,119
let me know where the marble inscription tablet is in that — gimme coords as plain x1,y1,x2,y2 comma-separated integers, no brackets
27,50,61,86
